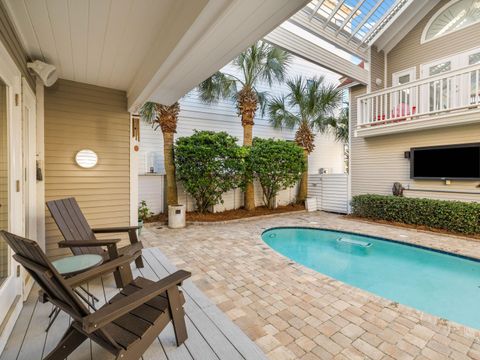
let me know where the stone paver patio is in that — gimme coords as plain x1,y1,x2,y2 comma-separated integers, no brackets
141,211,480,360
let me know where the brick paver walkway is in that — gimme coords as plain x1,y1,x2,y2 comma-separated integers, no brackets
141,211,480,360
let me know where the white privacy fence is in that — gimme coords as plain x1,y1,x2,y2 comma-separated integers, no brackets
138,175,298,214
308,174,349,214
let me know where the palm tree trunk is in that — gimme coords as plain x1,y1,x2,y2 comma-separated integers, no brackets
294,121,314,204
163,131,178,205
243,122,255,210
239,86,257,211
297,149,309,203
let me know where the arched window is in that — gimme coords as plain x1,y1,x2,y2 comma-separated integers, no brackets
422,0,480,43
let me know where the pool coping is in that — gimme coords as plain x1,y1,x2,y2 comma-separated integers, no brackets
261,226,480,334
261,226,480,263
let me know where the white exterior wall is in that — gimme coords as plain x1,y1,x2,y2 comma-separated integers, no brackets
138,56,345,213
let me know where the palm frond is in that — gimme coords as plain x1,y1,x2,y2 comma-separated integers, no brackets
267,95,299,130
330,107,349,143
255,90,269,118
259,44,291,87
233,41,291,88
139,101,158,126
197,71,237,104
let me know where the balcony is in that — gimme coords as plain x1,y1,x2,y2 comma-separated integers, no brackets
356,63,480,137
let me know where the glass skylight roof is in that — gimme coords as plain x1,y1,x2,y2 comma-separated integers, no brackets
302,0,409,52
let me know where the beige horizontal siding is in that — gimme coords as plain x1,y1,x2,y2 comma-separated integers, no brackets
45,79,131,259
350,84,480,202
350,1,480,204
387,0,480,86
370,46,385,92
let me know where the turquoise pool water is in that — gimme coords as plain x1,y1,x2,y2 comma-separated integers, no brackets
262,227,480,329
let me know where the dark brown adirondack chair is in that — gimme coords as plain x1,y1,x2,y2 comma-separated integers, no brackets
47,197,144,288
1,230,191,360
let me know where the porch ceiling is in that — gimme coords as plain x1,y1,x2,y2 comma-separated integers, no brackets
2,0,309,110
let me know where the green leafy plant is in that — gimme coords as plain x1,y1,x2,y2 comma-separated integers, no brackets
249,138,306,209
175,131,246,213
138,200,153,221
268,76,341,202
197,41,292,210
351,195,480,235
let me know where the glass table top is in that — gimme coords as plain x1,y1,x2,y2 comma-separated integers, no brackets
52,254,103,276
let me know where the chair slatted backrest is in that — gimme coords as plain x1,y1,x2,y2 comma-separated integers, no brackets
46,198,102,256
0,231,90,321
1,231,123,351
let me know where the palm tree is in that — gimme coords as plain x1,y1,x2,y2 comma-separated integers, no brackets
139,102,180,206
329,106,350,173
268,76,341,203
329,106,349,143
197,41,291,210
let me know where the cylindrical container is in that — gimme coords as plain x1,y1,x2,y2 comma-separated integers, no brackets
168,204,186,229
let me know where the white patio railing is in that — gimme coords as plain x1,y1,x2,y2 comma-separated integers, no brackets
357,63,480,128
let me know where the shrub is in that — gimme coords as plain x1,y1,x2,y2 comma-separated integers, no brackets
175,131,246,213
351,194,480,235
138,200,153,221
249,138,306,209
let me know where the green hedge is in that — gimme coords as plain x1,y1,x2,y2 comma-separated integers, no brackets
351,195,480,235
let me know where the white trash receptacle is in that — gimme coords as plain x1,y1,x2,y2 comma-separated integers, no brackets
168,204,186,229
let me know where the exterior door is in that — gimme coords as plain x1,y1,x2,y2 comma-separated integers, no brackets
392,67,417,116
458,48,480,105
0,41,24,353
420,57,455,113
21,80,36,298
420,47,480,112
0,75,22,341
0,79,10,298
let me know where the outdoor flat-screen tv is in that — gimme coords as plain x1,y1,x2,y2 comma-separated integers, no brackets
410,143,480,180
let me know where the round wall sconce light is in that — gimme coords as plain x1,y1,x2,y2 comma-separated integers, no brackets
75,149,98,168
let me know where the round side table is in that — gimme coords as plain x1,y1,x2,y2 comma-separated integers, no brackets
47,254,103,331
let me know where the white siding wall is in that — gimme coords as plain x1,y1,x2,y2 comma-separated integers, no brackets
139,56,345,213
138,175,164,214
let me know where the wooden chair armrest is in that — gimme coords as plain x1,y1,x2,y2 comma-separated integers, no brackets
92,226,139,233
65,255,135,288
82,270,191,333
58,239,121,248
93,226,143,248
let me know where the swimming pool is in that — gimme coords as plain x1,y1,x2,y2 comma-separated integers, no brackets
262,227,480,329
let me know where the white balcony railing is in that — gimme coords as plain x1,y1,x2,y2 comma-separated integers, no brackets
357,63,480,128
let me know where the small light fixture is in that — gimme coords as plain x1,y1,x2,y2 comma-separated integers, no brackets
75,149,98,168
27,60,58,87
404,151,411,159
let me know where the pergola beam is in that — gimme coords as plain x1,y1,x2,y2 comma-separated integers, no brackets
348,0,384,41
308,0,326,20
264,26,368,84
335,0,366,35
322,0,346,29
288,11,368,60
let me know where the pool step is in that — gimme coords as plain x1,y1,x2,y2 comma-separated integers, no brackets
336,237,372,248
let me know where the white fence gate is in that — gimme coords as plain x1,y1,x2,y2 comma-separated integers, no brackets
308,174,349,213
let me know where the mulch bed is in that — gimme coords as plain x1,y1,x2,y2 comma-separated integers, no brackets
345,215,480,240
145,204,305,223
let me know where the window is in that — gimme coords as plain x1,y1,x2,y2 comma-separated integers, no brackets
422,0,480,43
